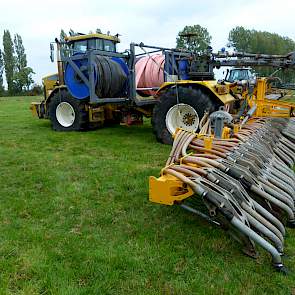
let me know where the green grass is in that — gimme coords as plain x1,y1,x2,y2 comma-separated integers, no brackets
1,96,295,294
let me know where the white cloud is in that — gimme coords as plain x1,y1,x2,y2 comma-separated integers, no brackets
0,0,294,84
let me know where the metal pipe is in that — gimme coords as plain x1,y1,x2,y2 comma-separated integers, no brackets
258,177,294,204
260,182,294,210
252,199,285,236
263,172,295,197
277,144,295,164
243,211,284,253
231,217,284,267
55,38,64,85
268,165,295,188
267,163,295,186
273,160,295,182
180,204,220,226
251,185,295,221
241,203,284,243
274,149,293,167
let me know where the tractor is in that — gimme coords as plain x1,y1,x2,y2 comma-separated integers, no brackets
31,32,295,144
224,67,256,83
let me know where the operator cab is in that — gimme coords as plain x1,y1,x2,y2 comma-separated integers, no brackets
46,32,121,100
225,68,255,83
65,33,120,55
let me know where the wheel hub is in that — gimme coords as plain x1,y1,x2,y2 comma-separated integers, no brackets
165,103,199,135
183,113,197,126
56,102,75,127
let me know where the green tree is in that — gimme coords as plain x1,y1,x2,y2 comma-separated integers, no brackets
176,25,212,53
60,29,67,42
228,26,252,52
13,33,34,92
14,34,27,70
60,29,71,57
3,30,15,95
0,49,4,95
228,26,295,54
69,29,76,36
13,66,34,91
228,26,295,82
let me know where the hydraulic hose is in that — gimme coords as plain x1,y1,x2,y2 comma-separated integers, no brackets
171,165,202,178
181,133,198,155
274,148,293,167
278,143,295,163
166,130,185,166
280,137,295,153
164,168,205,196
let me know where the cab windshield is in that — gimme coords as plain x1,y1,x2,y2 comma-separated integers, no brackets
227,69,251,82
71,38,116,54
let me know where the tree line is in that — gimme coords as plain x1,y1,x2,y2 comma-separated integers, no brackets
0,30,35,96
176,25,295,82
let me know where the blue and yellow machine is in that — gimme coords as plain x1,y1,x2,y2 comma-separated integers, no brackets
30,31,295,144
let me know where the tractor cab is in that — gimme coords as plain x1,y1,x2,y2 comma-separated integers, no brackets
225,67,255,83
44,32,121,99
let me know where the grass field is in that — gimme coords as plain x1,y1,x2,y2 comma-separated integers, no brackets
1,96,295,294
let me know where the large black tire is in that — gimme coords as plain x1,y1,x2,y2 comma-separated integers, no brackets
152,87,220,144
49,89,88,131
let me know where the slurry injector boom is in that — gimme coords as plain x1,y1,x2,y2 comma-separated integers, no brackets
150,105,295,273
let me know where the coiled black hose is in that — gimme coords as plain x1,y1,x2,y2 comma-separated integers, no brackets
94,56,127,98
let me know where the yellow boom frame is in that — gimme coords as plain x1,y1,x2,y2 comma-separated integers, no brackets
150,77,295,206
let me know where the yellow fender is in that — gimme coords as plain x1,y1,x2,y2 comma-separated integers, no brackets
156,80,235,105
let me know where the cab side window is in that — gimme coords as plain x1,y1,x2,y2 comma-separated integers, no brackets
104,40,116,52
73,40,87,53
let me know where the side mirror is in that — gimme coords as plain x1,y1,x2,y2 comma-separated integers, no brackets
50,43,54,62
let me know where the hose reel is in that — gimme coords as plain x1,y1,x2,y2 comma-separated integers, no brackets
64,55,128,100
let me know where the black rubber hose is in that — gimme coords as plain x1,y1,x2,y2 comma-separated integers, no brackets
94,56,127,98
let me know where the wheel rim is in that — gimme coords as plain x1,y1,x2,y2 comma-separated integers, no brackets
165,103,199,135
56,102,75,127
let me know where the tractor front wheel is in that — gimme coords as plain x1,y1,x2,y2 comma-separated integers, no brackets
49,90,87,131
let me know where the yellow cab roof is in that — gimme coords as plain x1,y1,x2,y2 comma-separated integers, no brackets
65,33,120,43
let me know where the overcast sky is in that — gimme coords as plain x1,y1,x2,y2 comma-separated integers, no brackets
1,0,295,84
